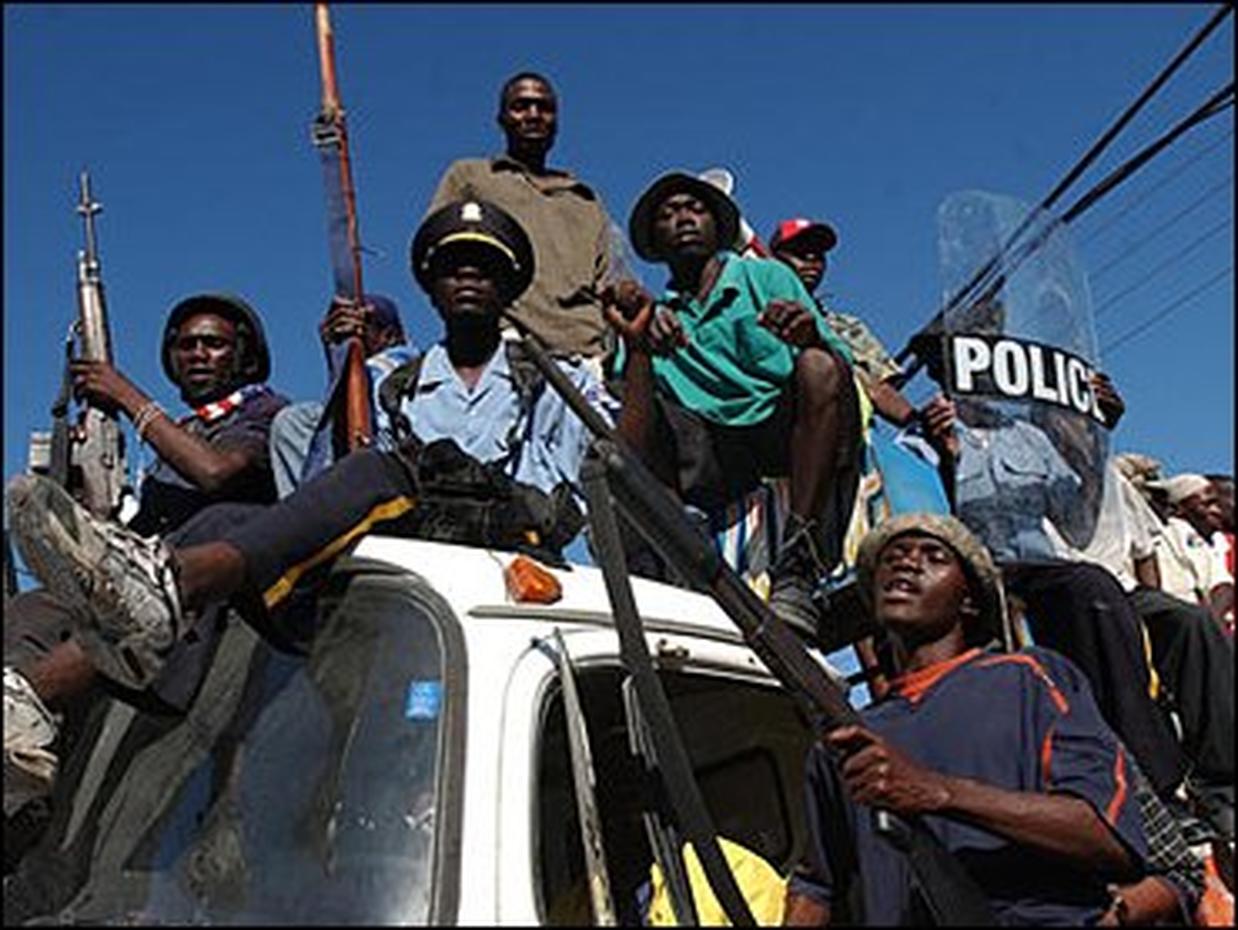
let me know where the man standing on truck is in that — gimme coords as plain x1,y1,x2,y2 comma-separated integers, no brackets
4,199,658,817
4,293,286,820
621,172,862,639
427,72,617,362
784,513,1162,925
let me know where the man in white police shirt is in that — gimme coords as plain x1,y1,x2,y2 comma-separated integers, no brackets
4,200,657,822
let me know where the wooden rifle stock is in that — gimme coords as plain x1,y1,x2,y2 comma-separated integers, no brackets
342,338,371,449
313,2,372,450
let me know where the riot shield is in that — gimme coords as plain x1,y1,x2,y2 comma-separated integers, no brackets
936,190,1109,560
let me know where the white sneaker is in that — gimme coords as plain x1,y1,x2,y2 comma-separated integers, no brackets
4,667,59,817
7,475,183,690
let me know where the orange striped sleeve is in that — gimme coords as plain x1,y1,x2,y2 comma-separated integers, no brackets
1040,722,1056,788
1104,749,1129,826
976,653,1070,713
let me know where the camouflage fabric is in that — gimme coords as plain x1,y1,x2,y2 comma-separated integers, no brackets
822,308,903,382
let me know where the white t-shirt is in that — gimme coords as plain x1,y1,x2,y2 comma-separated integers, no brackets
1045,461,1161,592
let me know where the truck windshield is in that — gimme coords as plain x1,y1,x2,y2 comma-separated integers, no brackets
8,571,462,926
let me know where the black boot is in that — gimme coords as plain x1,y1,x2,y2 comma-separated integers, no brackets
769,514,827,640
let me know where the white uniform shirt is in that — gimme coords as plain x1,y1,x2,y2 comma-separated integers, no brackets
1156,515,1233,606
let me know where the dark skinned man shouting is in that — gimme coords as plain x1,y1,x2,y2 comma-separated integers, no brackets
785,513,1155,925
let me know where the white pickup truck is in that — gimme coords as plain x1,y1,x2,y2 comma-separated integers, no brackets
4,536,847,925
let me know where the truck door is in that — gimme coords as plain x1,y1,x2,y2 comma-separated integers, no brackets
525,635,815,926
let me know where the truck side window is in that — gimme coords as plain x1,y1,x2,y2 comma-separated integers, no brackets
534,665,814,926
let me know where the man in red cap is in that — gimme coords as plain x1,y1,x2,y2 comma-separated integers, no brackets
769,217,951,434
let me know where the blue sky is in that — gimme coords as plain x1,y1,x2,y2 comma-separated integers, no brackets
5,3,1233,496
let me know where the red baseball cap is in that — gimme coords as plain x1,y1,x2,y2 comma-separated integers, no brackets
769,218,838,253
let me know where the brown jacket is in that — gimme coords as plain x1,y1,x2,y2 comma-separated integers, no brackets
428,156,613,358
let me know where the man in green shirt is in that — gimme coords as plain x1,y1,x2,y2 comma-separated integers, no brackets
427,72,615,360
623,172,863,637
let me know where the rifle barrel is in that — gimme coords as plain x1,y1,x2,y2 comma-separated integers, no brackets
516,325,996,924
314,3,340,115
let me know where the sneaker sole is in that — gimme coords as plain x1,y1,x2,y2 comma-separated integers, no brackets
8,477,168,689
8,477,98,622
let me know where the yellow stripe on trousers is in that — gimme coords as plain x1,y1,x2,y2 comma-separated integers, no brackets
262,496,417,609
1139,621,1160,700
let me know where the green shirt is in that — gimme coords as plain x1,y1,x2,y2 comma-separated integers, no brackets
650,254,853,427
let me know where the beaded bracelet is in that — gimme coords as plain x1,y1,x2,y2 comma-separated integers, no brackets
132,400,167,442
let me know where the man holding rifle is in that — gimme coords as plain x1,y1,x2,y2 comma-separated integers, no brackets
4,293,286,817
268,292,414,497
4,200,655,817
785,513,1165,925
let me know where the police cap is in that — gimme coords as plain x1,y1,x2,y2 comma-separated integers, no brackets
410,200,534,304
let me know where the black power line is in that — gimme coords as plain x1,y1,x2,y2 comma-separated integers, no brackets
1058,83,1234,226
1078,127,1234,246
1101,265,1233,354
1090,175,1233,282
892,3,1234,373
896,81,1235,379
1094,215,1232,318
1038,4,1233,224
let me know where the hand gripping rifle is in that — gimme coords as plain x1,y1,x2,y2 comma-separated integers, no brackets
311,2,372,453
505,313,996,925
43,172,130,519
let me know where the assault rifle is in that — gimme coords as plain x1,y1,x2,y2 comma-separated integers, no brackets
35,171,130,519
507,313,996,925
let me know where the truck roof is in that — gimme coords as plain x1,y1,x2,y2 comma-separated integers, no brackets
354,534,759,647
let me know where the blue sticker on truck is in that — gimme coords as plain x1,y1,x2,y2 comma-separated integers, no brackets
405,680,443,721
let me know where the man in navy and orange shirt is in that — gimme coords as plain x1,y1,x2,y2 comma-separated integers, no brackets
786,513,1157,925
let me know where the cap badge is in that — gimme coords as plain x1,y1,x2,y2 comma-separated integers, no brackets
461,202,483,222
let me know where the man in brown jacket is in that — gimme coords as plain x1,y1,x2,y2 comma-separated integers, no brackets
427,72,617,360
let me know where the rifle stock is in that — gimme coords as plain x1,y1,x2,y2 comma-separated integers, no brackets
312,2,372,451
